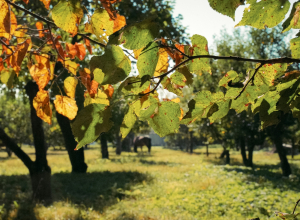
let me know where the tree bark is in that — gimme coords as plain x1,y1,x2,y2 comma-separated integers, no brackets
292,138,295,159
56,112,87,173
225,150,230,165
25,81,52,203
100,133,109,159
206,144,209,157
116,133,122,155
189,131,193,153
273,122,292,177
240,137,249,166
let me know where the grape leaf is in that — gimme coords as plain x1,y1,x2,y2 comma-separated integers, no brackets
208,0,243,20
119,76,150,95
90,45,131,84
236,0,290,29
137,42,159,78
85,8,114,44
66,42,86,60
147,101,181,137
54,95,78,120
33,90,52,125
64,76,78,99
93,68,105,85
0,1,17,40
187,35,211,75
0,68,15,89
51,0,83,36
84,90,109,107
120,19,159,50
120,105,137,138
290,37,300,59
282,2,300,33
72,104,113,149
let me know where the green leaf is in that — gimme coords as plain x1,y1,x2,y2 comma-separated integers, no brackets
290,37,300,59
137,42,159,78
84,90,110,107
90,45,131,85
236,0,290,29
88,8,114,44
147,101,181,137
177,66,193,86
119,76,150,95
282,1,300,33
170,71,187,86
187,35,211,75
0,68,15,89
120,105,137,138
181,91,226,124
72,104,113,149
139,96,159,121
219,70,240,88
208,0,243,20
120,19,159,50
51,0,83,36
93,68,104,85
209,99,232,123
161,77,183,96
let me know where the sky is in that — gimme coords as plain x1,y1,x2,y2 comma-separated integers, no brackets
173,0,298,48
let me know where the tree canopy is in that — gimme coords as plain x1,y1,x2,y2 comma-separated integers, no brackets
1,0,300,150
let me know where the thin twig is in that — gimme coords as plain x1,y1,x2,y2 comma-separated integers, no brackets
77,33,106,48
47,23,64,61
234,63,264,100
5,0,56,26
292,199,300,214
0,38,13,53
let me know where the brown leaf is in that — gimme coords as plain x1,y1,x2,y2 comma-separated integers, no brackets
33,90,52,124
113,14,126,33
84,38,92,54
36,22,44,38
66,42,86,60
29,64,50,90
0,2,17,40
40,0,51,10
89,80,99,98
102,84,114,98
79,68,91,91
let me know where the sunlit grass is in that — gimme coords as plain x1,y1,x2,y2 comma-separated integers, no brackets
0,145,300,219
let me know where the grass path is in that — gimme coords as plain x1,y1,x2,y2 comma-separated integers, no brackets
0,146,300,219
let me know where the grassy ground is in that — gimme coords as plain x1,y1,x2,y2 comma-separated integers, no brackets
0,145,300,220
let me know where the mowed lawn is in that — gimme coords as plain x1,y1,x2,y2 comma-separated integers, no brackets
0,145,300,220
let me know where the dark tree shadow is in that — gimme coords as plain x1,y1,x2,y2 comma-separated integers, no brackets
139,159,180,167
0,171,150,219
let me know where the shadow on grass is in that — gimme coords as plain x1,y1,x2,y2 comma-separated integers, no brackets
139,159,180,167
0,171,151,220
207,157,300,192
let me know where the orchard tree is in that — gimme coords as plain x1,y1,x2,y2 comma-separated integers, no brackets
0,3,300,205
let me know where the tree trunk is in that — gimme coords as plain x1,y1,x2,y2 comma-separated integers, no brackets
56,112,87,173
206,144,209,157
189,131,193,153
292,138,295,159
116,133,122,155
240,137,249,166
225,150,230,164
247,143,254,168
100,133,109,159
25,81,52,203
273,122,292,177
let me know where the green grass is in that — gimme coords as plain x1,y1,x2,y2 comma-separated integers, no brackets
0,145,300,220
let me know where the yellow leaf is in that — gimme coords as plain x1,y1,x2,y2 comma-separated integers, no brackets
63,60,79,75
29,64,50,90
171,97,180,103
154,48,169,77
113,14,126,33
133,47,144,59
54,95,78,120
64,76,78,99
84,90,109,107
51,0,83,36
0,0,17,40
33,90,52,125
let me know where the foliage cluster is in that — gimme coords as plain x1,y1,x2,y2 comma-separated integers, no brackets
2,0,300,150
